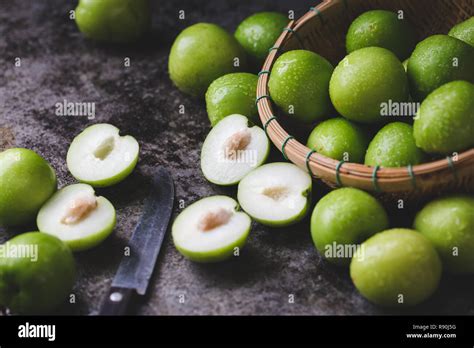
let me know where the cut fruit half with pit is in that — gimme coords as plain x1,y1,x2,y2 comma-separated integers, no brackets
172,195,251,263
237,162,312,227
201,114,270,186
37,183,116,251
67,123,139,187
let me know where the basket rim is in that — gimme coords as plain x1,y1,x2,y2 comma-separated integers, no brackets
256,0,474,186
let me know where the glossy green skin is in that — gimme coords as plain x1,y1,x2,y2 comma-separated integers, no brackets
407,35,474,101
346,10,416,60
329,47,409,123
413,80,474,154
205,73,258,126
449,17,474,47
269,50,334,123
169,23,247,97
235,12,288,64
365,122,426,167
307,118,368,163
75,0,150,43
414,195,474,274
0,148,57,227
0,232,75,314
311,188,389,265
350,229,441,307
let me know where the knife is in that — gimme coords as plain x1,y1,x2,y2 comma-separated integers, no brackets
99,167,174,315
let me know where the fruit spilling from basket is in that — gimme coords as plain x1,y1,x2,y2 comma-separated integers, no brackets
166,6,474,308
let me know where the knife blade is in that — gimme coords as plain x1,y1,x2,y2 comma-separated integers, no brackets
99,167,174,315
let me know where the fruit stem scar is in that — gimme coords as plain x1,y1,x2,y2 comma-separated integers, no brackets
61,194,98,225
262,186,289,201
198,208,232,231
224,129,251,159
93,136,115,160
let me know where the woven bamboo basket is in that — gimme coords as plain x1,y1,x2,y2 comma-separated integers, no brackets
257,0,474,202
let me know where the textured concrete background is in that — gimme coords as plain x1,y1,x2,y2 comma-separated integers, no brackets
0,0,473,315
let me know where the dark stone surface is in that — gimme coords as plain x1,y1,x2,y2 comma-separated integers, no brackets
1,0,473,315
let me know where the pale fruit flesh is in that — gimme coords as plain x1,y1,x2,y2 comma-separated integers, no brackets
237,162,312,226
67,123,139,187
201,114,269,186
172,196,251,263
37,183,116,251
350,228,442,307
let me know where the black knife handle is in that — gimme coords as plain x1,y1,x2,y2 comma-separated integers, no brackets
99,287,135,316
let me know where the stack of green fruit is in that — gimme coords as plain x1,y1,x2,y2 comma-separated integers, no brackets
268,11,474,165
0,124,140,314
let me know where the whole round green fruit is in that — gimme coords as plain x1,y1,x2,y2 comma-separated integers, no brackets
365,122,426,167
413,80,474,154
0,148,57,227
235,12,288,64
307,117,368,163
414,195,474,274
169,23,247,97
205,73,258,126
346,10,416,60
449,17,474,47
75,0,150,43
407,34,474,100
350,228,442,306
268,50,334,123
310,187,389,265
329,47,409,123
0,232,75,314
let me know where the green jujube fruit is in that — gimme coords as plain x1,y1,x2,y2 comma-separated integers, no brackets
365,122,426,167
413,80,474,154
414,195,474,274
75,0,150,43
172,196,251,263
66,123,139,187
169,23,247,97
268,50,334,123
329,47,409,123
205,73,258,126
407,35,474,100
310,188,389,265
449,17,474,47
350,228,442,307
0,232,76,314
0,148,57,227
307,118,368,163
235,12,288,64
346,10,416,60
